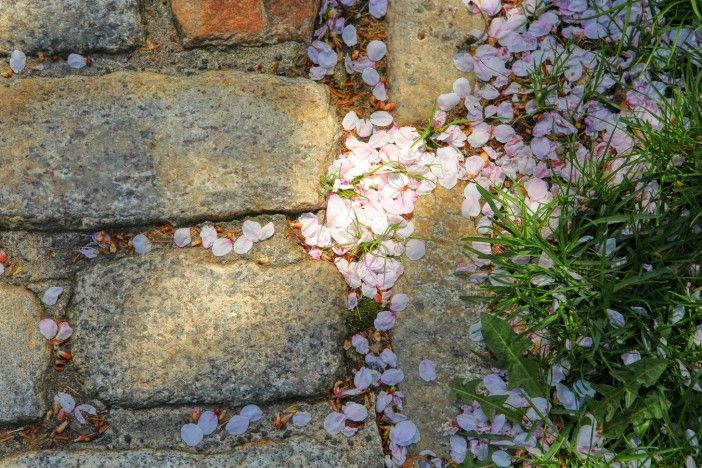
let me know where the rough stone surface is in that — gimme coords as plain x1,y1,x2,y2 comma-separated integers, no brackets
0,71,339,230
0,284,50,424
0,0,144,54
70,249,347,407
393,184,488,455
387,0,484,125
0,231,87,282
82,401,382,457
172,0,319,48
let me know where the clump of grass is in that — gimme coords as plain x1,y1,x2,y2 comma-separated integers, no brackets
460,64,702,465
346,296,381,333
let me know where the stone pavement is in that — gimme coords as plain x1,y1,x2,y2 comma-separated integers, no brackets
387,0,488,457
0,0,384,464
0,0,485,464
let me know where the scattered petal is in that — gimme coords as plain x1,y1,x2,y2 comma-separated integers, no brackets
39,318,58,340
132,234,152,255
174,228,192,248
342,402,368,422
55,393,76,413
292,412,312,427
42,287,64,306
181,423,204,447
240,404,263,422
212,237,233,257
323,412,347,434
197,411,219,435
74,404,97,425
67,53,87,69
405,239,426,260
225,415,250,436
419,359,437,382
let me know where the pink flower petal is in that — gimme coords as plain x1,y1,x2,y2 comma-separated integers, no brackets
200,225,218,249
233,236,254,254
181,423,204,447
212,238,233,257
225,415,250,436
292,411,312,427
342,402,368,422
405,239,426,260
240,404,262,422
390,294,409,312
370,111,393,127
132,234,151,255
374,310,396,331
323,412,347,434
42,286,64,306
369,0,388,18
174,228,192,248
74,404,97,425
354,366,373,390
197,410,219,435
55,321,73,341
419,359,437,382
380,368,405,386
381,348,397,368
342,24,357,46
351,334,369,354
390,420,420,446
260,222,275,241
39,318,58,340
342,111,360,131
242,220,263,242
55,392,75,413
362,67,380,86
367,40,387,61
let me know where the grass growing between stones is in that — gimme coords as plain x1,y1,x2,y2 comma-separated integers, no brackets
451,1,702,465
456,40,701,468
346,296,382,333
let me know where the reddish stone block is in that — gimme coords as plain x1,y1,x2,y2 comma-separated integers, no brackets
171,0,319,47
171,0,267,46
265,0,320,43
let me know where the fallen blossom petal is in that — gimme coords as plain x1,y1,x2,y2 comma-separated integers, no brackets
79,246,98,259
341,426,358,437
374,310,396,331
342,24,358,46
450,435,468,463
212,238,233,257
390,294,409,312
233,236,254,255
354,366,374,390
607,309,625,328
67,53,87,69
242,220,263,242
492,450,511,467
362,67,380,86
369,0,388,18
381,368,405,386
342,111,360,131
74,404,97,425
372,82,388,101
200,225,217,248
381,348,397,368
292,412,312,427
370,111,393,127
9,50,26,73
376,391,393,412
240,404,263,422
181,423,204,447
225,415,250,436
351,334,370,354
390,420,420,446
197,410,219,435
42,287,64,306
323,412,347,434
342,402,368,422
55,322,73,341
405,239,426,260
39,319,58,340
621,351,641,365
419,359,437,382
259,222,275,240
55,393,76,413
174,228,191,248
132,234,151,255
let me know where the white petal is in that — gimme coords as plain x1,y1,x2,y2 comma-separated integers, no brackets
242,220,263,242
292,412,312,427
132,234,152,254
370,111,394,127
200,225,218,248
233,236,254,254
181,423,204,447
212,238,233,257
39,318,58,340
225,415,250,436
405,239,426,260
9,50,26,73
67,53,87,69
174,228,192,248
197,411,219,435
54,392,76,413
42,286,64,306
259,222,275,240
240,404,263,422
419,359,437,382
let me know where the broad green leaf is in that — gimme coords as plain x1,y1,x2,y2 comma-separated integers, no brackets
452,378,522,423
611,358,668,387
480,314,532,368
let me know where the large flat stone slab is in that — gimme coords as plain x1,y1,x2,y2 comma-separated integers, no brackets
70,249,347,407
172,0,319,48
0,71,339,230
0,284,50,424
393,185,488,455
387,0,484,125
0,0,144,54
